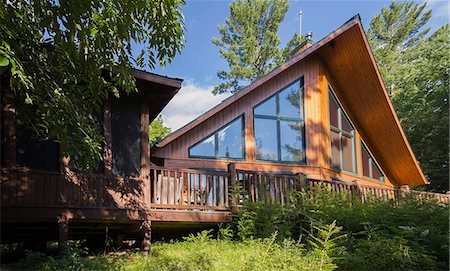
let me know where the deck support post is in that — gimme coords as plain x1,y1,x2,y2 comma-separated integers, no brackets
227,163,238,213
141,220,151,252
58,216,69,255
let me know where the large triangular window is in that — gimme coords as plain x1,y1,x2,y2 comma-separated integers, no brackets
253,78,305,163
329,86,357,173
189,116,244,159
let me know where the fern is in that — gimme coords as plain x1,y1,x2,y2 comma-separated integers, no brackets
308,220,346,271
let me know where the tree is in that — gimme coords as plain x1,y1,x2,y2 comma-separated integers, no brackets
0,0,185,170
368,1,448,191
212,0,289,94
278,32,306,64
367,1,431,96
391,24,449,191
149,116,171,146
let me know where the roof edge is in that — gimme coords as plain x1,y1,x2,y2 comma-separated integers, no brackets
353,20,427,185
133,69,183,89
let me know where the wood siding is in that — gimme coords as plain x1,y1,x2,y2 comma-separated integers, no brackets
153,57,393,188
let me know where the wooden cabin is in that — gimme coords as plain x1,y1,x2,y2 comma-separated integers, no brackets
152,15,427,189
1,16,435,251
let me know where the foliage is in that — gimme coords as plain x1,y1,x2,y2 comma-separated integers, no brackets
278,32,306,64
367,0,431,96
307,221,345,271
390,24,449,191
149,116,171,146
7,232,334,271
6,189,448,270
232,187,449,270
212,0,289,94
0,0,185,170
235,202,293,240
367,1,448,191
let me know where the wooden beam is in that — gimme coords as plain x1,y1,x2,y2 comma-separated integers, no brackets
140,103,151,208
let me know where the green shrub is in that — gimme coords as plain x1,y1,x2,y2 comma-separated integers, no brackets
232,187,449,270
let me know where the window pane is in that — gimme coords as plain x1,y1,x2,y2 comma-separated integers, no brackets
280,120,304,162
362,145,371,177
342,135,354,172
341,111,353,133
330,130,341,168
254,96,276,116
372,161,382,180
217,118,243,159
255,118,278,161
329,94,339,127
189,134,215,157
279,83,302,119
111,96,140,177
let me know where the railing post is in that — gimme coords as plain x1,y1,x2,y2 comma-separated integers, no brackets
295,173,307,191
395,184,410,201
227,163,238,213
352,180,363,201
400,184,410,196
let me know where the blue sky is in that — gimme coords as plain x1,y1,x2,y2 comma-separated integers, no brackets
150,0,449,131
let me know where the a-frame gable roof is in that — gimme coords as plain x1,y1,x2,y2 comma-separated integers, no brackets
156,15,427,186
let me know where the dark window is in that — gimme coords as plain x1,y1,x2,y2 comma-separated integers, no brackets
189,116,244,160
111,96,141,177
328,86,356,173
16,128,60,172
254,78,305,163
361,142,384,182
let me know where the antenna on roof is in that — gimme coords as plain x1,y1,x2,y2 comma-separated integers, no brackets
299,10,303,36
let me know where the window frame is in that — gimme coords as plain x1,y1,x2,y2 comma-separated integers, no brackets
253,77,306,164
188,115,246,160
328,85,357,173
360,140,385,183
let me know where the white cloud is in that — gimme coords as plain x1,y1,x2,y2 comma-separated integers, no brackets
426,0,450,18
159,81,231,132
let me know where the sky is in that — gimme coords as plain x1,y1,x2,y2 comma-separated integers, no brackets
147,0,449,132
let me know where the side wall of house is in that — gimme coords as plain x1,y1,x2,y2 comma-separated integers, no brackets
319,60,394,187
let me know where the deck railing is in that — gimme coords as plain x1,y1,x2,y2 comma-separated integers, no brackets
1,165,449,215
150,166,229,211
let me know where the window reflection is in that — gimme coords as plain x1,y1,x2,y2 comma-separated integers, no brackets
329,87,356,173
361,142,384,182
189,116,244,159
217,119,243,158
280,121,304,161
189,134,215,158
254,118,277,161
254,78,305,163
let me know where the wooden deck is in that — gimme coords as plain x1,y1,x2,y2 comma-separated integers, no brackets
1,167,233,224
1,165,448,246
